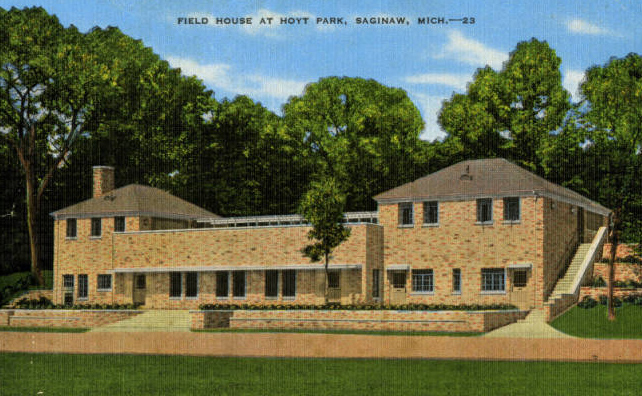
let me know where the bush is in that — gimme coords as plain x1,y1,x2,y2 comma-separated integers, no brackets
197,303,519,311
11,299,140,310
592,276,606,287
578,297,598,309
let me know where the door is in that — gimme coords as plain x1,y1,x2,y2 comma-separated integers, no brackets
389,271,407,305
510,269,530,309
327,271,341,302
133,274,146,305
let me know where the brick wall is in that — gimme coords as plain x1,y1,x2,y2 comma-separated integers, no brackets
0,309,141,328
579,287,642,300
191,309,527,333
593,263,642,283
379,197,544,307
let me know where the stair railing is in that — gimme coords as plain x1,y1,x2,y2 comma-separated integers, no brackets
568,226,607,296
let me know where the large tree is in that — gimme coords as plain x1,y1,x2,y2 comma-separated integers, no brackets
0,7,113,284
439,39,570,173
299,177,351,304
580,53,642,320
283,77,428,211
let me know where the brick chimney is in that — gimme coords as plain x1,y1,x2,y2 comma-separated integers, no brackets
93,166,115,198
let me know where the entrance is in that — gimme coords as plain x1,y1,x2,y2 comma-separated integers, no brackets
510,269,530,309
389,271,407,305
133,274,146,305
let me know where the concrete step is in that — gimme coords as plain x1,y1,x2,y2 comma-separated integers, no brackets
91,310,192,332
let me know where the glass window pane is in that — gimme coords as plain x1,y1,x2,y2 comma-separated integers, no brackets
216,272,229,297
186,272,198,297
282,270,296,298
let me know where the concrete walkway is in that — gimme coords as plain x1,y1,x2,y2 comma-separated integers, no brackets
91,310,192,332
485,309,572,338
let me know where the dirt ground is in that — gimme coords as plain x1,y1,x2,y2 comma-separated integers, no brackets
2,331,642,362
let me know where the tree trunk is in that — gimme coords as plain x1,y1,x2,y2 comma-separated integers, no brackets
324,251,329,304
607,210,620,321
25,169,44,286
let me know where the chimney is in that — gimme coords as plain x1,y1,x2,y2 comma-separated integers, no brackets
93,166,115,198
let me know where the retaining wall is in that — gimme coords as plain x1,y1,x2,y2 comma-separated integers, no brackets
191,309,527,333
0,309,141,328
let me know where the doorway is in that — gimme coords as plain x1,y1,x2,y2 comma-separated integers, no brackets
389,271,407,305
133,274,146,305
510,269,530,309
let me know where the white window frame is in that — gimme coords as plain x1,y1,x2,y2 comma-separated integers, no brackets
411,269,434,294
503,197,521,223
232,270,246,300
114,216,126,232
452,268,461,294
481,268,506,294
169,272,182,299
216,271,229,300
90,218,102,238
398,202,414,227
265,270,279,299
77,274,88,300
185,272,199,299
476,198,493,225
282,270,296,300
66,218,77,239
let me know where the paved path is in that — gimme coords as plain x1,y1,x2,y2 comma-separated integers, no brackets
2,332,642,363
485,309,573,338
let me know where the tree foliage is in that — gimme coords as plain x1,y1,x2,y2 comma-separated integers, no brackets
299,177,350,303
439,39,570,172
284,77,428,211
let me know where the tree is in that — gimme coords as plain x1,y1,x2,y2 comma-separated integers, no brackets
580,53,642,320
299,177,351,304
0,7,113,284
439,39,570,173
284,77,428,211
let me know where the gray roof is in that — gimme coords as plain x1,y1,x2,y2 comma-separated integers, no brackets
374,158,610,215
51,184,219,220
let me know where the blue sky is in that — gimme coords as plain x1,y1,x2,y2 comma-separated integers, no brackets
6,0,642,140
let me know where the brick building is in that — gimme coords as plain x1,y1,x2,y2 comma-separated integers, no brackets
51,159,610,311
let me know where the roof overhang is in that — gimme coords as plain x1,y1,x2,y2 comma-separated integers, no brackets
50,211,204,221
111,263,363,273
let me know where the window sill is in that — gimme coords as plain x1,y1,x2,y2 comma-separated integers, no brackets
65,237,77,241
397,224,414,228
502,220,521,225
283,296,296,300
480,291,506,295
410,292,434,296
422,223,439,228
265,296,278,300
474,221,494,226
169,297,182,300
233,297,247,300
89,236,102,240
97,289,112,292
216,296,229,300
77,298,88,301
452,291,462,295
186,297,199,300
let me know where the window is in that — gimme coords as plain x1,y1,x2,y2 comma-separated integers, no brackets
481,269,505,292
63,274,74,288
78,274,88,299
97,274,112,291
185,272,198,298
66,219,77,238
169,273,182,298
114,216,125,232
327,271,340,288
513,270,528,288
503,197,520,222
476,198,493,223
452,269,461,293
399,202,414,226
423,201,439,225
265,270,278,298
391,272,406,288
232,271,246,298
372,269,380,298
282,270,296,298
216,272,229,298
91,218,102,237
412,269,434,293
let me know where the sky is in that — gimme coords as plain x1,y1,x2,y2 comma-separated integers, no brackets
6,0,642,140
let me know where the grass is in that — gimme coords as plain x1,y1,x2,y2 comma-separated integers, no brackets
192,328,482,336
551,304,642,338
0,326,89,333
0,353,640,395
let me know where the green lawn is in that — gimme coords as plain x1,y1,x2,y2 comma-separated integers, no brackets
551,304,642,338
192,328,482,336
0,353,640,395
0,326,89,333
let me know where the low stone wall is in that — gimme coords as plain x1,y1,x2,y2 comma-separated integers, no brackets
593,264,642,283
544,294,578,322
580,287,642,300
602,243,637,259
7,289,53,307
0,309,141,328
191,309,527,333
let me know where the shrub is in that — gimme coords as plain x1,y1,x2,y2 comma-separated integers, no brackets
592,276,606,287
578,296,598,309
197,303,518,311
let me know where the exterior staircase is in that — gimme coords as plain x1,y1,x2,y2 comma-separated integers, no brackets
91,310,192,332
549,243,592,299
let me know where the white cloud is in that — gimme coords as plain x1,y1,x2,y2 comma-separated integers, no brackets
436,31,507,70
166,56,306,104
566,19,613,36
410,93,448,141
404,73,471,91
563,69,585,100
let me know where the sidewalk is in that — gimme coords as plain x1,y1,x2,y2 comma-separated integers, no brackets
2,331,642,363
